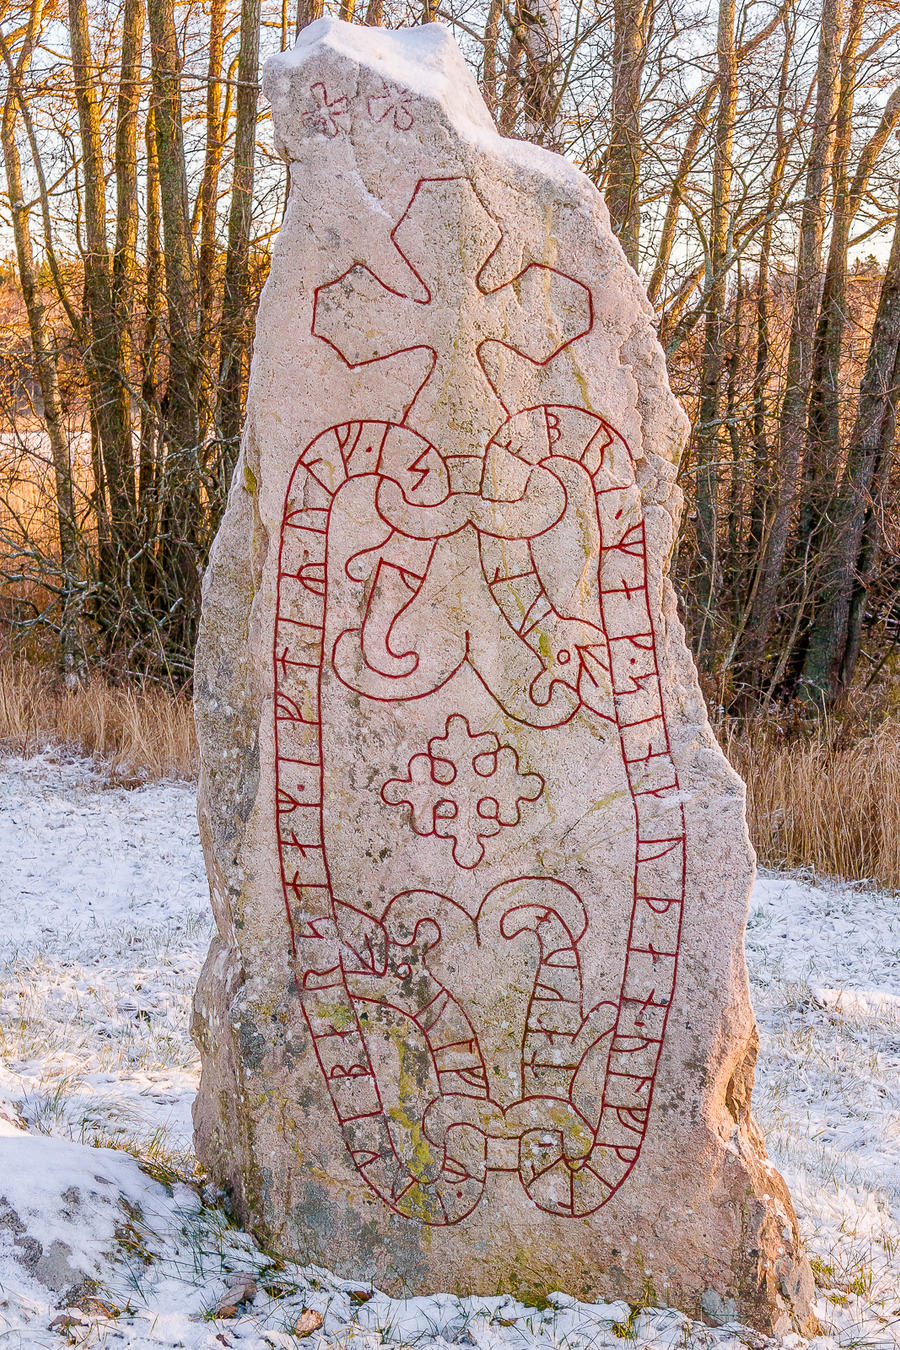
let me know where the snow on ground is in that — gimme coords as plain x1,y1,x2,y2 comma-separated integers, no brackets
0,754,897,1349
748,873,900,1340
0,755,208,1162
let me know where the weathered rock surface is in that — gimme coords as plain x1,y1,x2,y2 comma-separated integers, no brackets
192,18,814,1331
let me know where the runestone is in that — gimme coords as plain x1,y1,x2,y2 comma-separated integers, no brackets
193,17,814,1332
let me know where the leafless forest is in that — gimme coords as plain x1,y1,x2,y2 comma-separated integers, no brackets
0,0,898,714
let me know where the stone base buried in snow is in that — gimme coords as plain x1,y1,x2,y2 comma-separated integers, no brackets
0,756,897,1348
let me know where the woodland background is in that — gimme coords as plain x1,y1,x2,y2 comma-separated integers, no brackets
0,0,899,884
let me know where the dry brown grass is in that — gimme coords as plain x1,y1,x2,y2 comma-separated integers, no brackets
1,655,897,888
725,717,900,891
0,653,197,781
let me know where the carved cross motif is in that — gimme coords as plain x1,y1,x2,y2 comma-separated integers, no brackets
381,714,544,868
312,178,593,453
367,80,416,130
303,82,352,138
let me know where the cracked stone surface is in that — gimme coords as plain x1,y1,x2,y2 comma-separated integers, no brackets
192,17,814,1332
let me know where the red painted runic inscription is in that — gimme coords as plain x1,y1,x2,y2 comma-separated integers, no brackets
272,182,685,1226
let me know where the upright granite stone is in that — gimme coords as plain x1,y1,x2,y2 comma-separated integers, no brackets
193,18,814,1331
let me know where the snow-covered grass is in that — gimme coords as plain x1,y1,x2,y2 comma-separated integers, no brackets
0,756,207,1170
0,755,897,1350
747,875,900,1339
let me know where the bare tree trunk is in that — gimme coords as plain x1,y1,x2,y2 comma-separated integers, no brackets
482,0,503,118
606,0,647,267
197,0,227,439
216,0,261,480
112,0,147,622
841,389,898,689
69,0,135,543
296,0,322,35
731,12,795,700
113,0,144,378
799,189,900,702
648,4,795,309
725,278,744,573
648,83,716,305
147,0,202,644
747,13,792,560
139,104,163,517
692,0,737,662
518,0,562,147
747,280,772,558
791,84,900,699
742,0,844,672
802,0,866,505
498,21,523,135
804,79,900,501
1,3,80,676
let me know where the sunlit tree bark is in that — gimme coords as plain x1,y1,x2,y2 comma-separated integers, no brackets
692,0,737,662
0,3,79,676
147,0,202,642
69,0,135,546
742,0,845,673
216,0,261,478
197,0,227,435
113,0,143,377
606,0,648,266
800,186,900,703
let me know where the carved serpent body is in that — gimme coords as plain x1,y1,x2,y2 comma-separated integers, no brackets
273,406,685,1224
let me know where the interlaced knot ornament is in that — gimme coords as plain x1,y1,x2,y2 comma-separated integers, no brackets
381,715,544,868
271,172,688,1228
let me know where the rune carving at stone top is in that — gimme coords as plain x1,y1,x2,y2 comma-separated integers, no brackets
303,81,351,137
367,80,416,130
